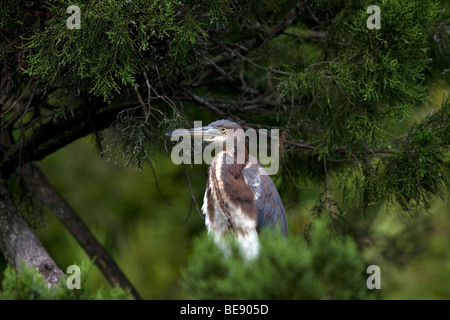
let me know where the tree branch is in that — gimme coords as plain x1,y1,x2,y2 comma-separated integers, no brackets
267,2,307,39
0,177,64,287
215,40,290,76
19,163,142,300
285,139,394,156
1,101,138,179
182,88,228,118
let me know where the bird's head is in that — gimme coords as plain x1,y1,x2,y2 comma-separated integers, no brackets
166,119,244,149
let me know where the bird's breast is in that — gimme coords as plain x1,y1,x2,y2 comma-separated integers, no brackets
202,152,257,237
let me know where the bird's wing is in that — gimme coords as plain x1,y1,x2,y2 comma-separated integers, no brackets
241,160,287,236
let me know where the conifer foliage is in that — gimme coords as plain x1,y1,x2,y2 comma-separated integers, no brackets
183,218,377,300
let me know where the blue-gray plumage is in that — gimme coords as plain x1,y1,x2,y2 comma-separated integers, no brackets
242,162,287,236
167,119,287,259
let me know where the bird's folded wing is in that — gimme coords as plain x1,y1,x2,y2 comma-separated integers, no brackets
242,162,287,236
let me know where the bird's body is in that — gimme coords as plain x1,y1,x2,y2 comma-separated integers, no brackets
203,150,261,259
168,119,287,260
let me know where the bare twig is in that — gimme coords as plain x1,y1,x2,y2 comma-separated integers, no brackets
267,2,306,39
149,163,172,206
253,25,322,62
134,85,146,108
0,77,34,127
183,163,204,221
305,4,321,24
323,157,330,201
285,139,394,156
183,89,228,118
281,159,304,190
215,41,291,76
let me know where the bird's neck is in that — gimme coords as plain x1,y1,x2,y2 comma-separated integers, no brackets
223,140,249,166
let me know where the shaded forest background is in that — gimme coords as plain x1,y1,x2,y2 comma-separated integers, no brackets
0,0,449,299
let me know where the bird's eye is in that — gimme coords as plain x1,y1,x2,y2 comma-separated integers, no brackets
220,127,227,133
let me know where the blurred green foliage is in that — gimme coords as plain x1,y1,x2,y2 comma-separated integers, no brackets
0,262,133,300
183,218,377,300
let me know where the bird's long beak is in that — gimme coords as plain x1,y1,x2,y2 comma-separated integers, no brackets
165,125,221,141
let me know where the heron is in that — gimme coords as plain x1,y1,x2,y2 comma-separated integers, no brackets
167,119,287,260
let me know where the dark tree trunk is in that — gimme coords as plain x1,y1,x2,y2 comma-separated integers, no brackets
0,178,64,287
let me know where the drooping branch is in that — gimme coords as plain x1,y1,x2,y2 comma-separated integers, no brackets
0,178,64,287
19,163,142,300
182,88,228,118
267,2,307,39
1,101,138,179
214,40,290,77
